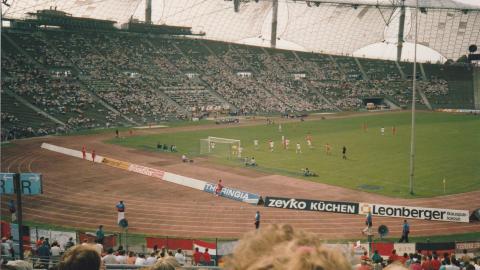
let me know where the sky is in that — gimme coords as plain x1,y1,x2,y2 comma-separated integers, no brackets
455,0,480,6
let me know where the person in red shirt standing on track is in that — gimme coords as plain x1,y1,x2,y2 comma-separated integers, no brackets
91,149,96,163
82,146,86,159
215,179,223,197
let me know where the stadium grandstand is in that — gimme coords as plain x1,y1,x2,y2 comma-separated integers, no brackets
1,0,480,269
1,0,479,138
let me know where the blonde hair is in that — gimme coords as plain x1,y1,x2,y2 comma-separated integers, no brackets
384,261,409,270
57,245,101,270
5,260,33,270
225,224,351,270
151,257,181,270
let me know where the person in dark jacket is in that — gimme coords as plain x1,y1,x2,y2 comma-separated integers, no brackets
37,241,51,268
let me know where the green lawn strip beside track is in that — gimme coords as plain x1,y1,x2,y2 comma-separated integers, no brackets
106,112,480,198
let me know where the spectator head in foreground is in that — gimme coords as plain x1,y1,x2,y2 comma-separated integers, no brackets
151,257,181,270
57,245,103,270
225,224,351,270
4,260,33,270
384,262,409,270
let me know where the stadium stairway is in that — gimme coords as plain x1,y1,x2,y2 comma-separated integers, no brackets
270,49,341,112
1,91,61,135
231,46,288,108
201,41,288,110
4,90,65,127
91,39,188,119
1,33,44,71
394,61,407,80
415,87,433,110
39,37,138,126
419,63,428,81
170,41,237,112
4,31,137,127
354,58,369,81
141,39,205,115
327,55,347,80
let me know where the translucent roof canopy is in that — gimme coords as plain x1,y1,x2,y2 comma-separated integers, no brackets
3,0,480,62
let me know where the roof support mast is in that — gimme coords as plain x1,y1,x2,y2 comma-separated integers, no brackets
271,0,278,48
397,0,406,62
145,0,152,23
409,0,419,195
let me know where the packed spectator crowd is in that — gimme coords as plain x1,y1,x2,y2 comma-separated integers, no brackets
1,28,464,139
360,248,480,270
2,224,479,270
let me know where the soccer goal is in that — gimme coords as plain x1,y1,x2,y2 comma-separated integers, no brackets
200,136,241,158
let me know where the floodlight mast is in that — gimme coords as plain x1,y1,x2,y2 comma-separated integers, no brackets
409,0,419,195
145,0,152,23
397,0,406,62
271,0,279,48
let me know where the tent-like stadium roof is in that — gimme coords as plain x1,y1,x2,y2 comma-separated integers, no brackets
3,0,480,62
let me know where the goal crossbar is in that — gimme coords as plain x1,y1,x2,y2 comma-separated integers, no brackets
200,136,241,158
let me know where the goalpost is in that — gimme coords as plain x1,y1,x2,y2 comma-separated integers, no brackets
200,136,241,158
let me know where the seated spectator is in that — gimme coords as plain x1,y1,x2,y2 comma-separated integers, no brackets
371,250,382,264
126,251,136,264
225,224,351,270
249,157,257,166
64,237,75,251
410,258,421,270
388,249,400,264
356,259,372,270
57,245,102,270
360,251,370,262
134,253,146,265
50,241,62,264
115,250,127,264
174,249,185,266
144,252,157,266
1,237,12,262
102,248,117,264
461,249,471,265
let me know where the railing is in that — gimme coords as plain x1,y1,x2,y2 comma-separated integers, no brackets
2,255,223,270
105,265,222,270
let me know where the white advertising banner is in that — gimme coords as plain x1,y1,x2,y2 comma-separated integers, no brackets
359,203,469,223
394,243,416,255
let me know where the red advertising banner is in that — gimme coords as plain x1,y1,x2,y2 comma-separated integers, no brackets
146,237,193,251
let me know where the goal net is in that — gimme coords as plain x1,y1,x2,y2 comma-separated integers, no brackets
200,136,241,158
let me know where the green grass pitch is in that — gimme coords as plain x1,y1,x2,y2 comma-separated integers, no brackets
107,112,480,198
